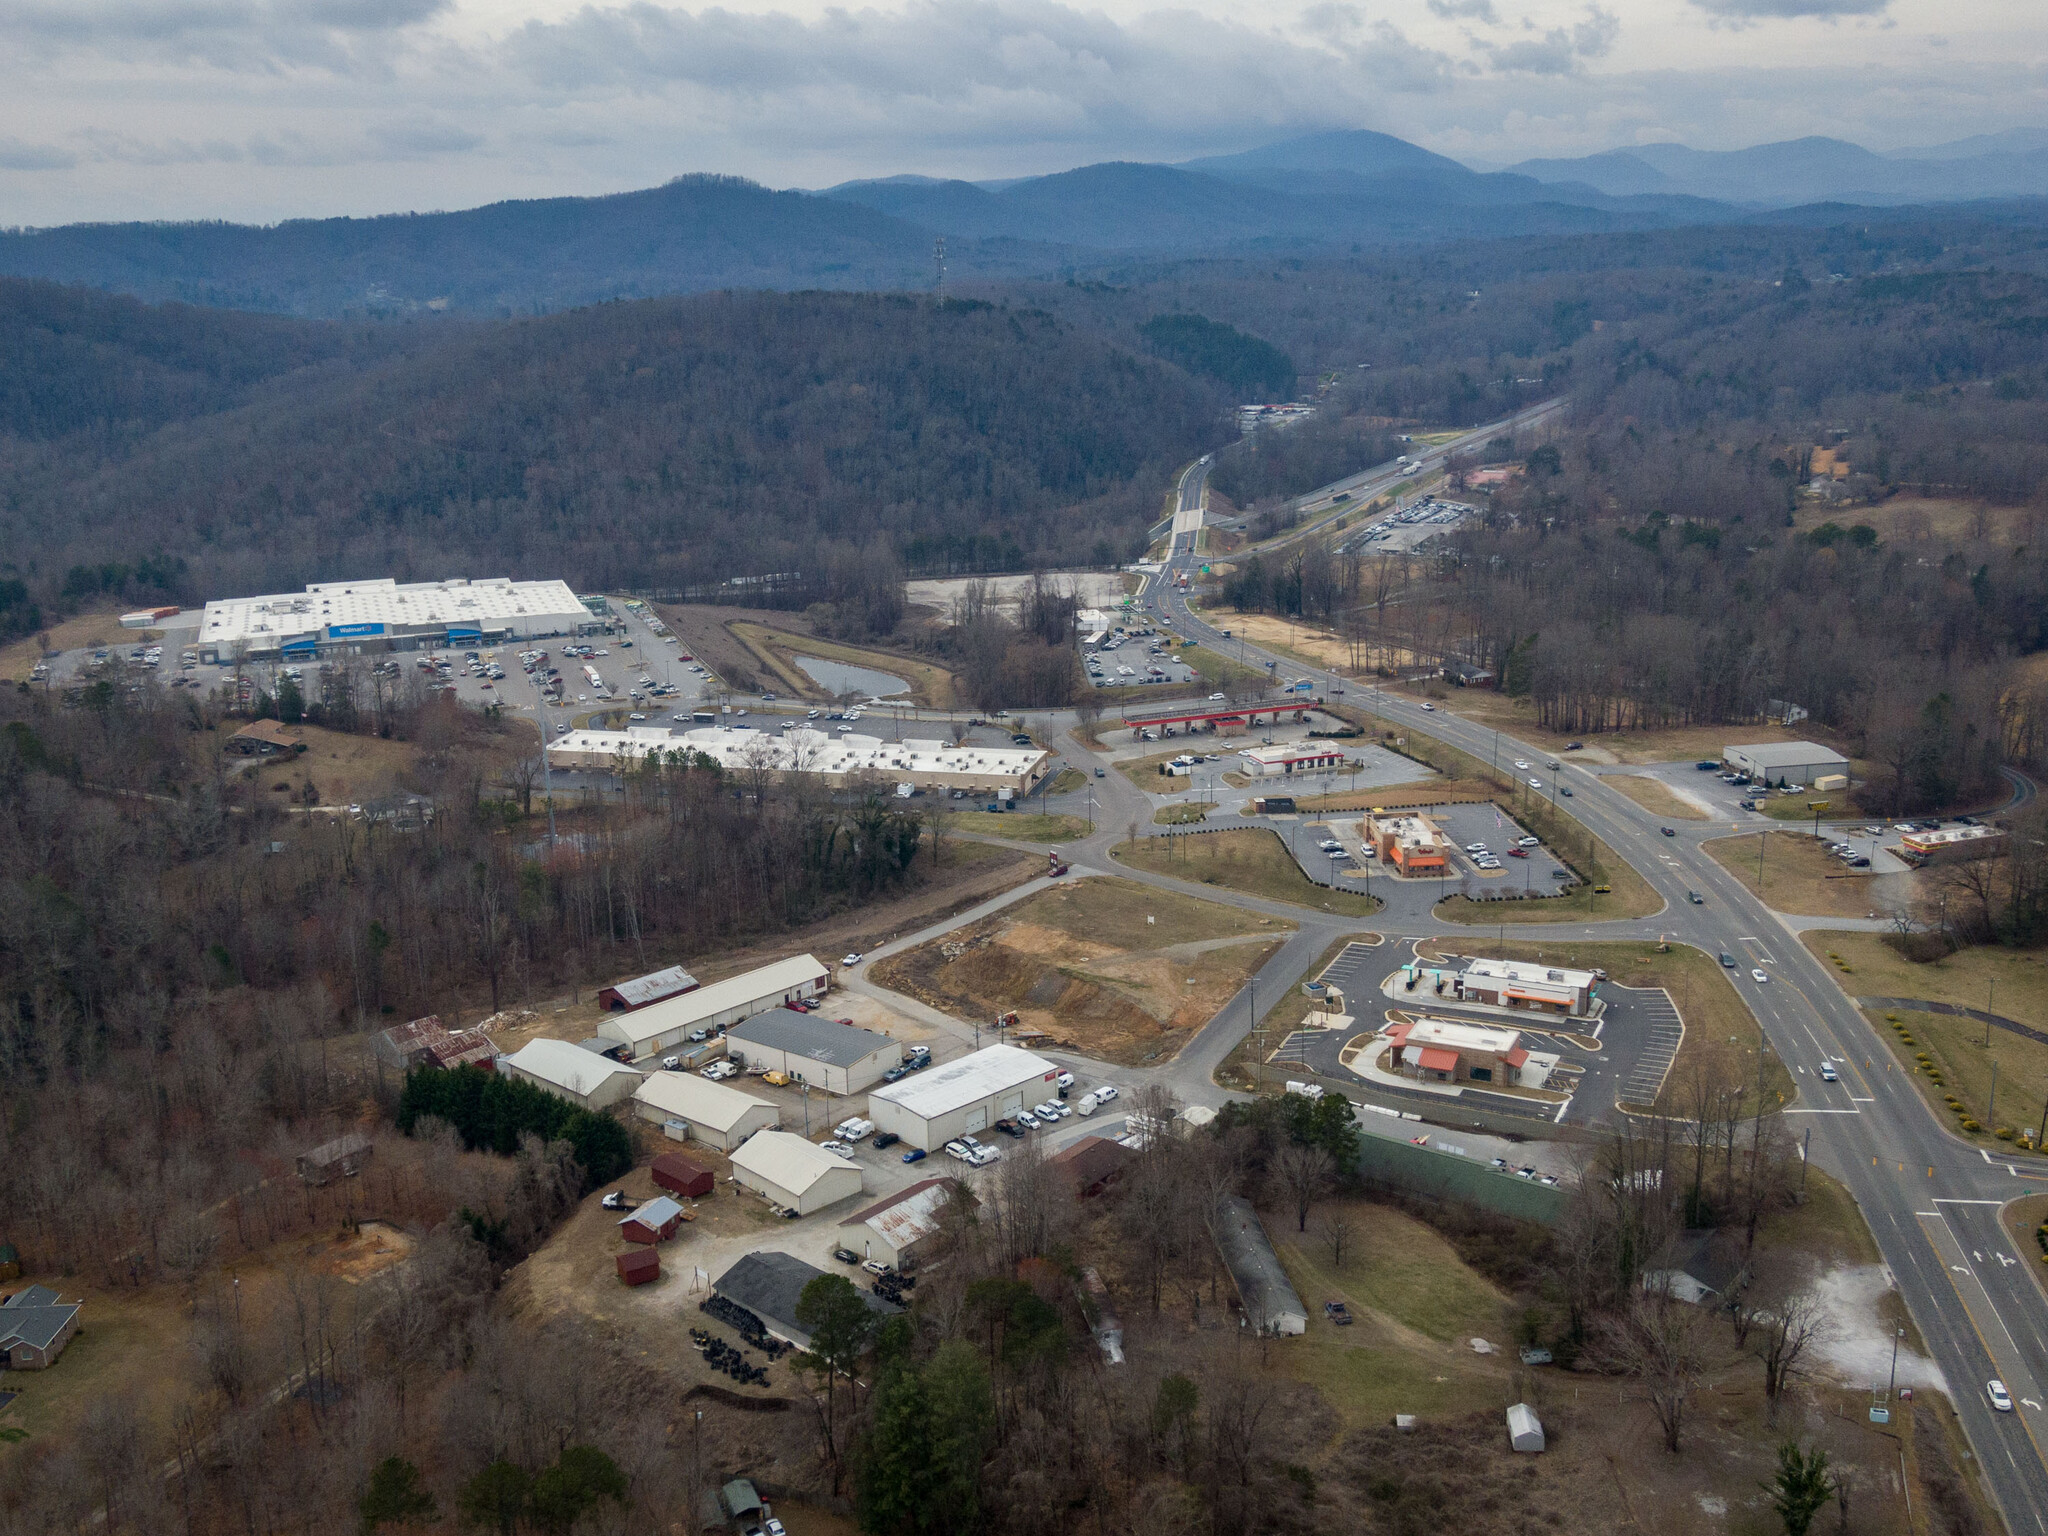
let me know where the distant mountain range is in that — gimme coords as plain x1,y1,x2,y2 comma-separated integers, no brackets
0,126,2041,318
1504,130,2048,208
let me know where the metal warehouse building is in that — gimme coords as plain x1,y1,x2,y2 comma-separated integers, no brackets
597,955,829,1061
195,576,592,662
630,1072,779,1152
726,1009,902,1095
497,1039,643,1110
729,1130,864,1214
867,1044,1060,1150
1721,741,1850,788
713,1252,899,1350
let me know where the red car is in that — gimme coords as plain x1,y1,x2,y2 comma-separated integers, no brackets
1507,847,1528,858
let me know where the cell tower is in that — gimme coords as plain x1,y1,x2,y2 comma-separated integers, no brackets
933,236,947,302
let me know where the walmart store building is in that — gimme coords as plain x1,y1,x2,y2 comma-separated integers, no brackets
195,577,598,662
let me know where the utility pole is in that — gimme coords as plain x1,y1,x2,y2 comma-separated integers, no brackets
1757,828,1767,894
933,236,946,301
1799,1126,1812,1195
1989,1058,1999,1131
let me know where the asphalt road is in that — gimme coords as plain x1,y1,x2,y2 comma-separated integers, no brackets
1138,544,2048,1533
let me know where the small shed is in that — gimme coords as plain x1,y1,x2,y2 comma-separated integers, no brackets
652,1152,715,1199
296,1132,373,1186
1507,1402,1545,1453
619,1196,685,1245
720,1480,764,1528
598,964,702,1013
616,1248,660,1286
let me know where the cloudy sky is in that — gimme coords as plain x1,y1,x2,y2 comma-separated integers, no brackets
0,0,2038,225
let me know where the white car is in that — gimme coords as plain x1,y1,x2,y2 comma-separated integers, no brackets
1528,778,1543,789
1015,1109,1039,1128
1818,1062,1838,1082
1419,702,1436,711
1056,1071,1075,1090
1095,1084,1121,1103
821,1141,855,1157
1208,692,1227,701
1513,760,1530,770
1989,1380,2015,1412
1465,843,1489,853
970,1146,1002,1166
1517,836,1540,848
943,1140,973,1160
1318,839,1343,852
1751,968,1770,984
842,952,863,966
661,1055,682,1069
700,1061,739,1080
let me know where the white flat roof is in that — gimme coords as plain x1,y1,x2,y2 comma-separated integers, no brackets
731,1130,860,1194
1463,958,1597,992
502,1038,642,1097
870,1044,1057,1120
1405,1017,1523,1054
1723,741,1849,769
555,725,1046,781
607,955,828,1050
199,577,586,648
632,1072,776,1133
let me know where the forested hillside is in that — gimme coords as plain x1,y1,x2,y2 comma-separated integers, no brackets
0,287,1220,617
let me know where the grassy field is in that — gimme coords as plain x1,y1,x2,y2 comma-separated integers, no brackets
1706,831,1897,918
869,876,1291,1064
1112,827,1382,916
726,620,958,708
1179,644,1271,694
1435,871,1658,926
1154,803,1211,825
1423,937,1792,1115
1045,767,1087,795
944,811,1091,841
1116,747,1213,791
1607,774,1709,820
1270,1198,1513,1426
1803,930,2048,1143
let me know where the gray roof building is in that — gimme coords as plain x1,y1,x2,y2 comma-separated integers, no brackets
725,1009,902,1094
711,1251,900,1350
1212,1196,1307,1336
1721,740,1850,786
1,1284,82,1368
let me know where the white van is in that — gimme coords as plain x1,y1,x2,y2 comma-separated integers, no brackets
834,1118,874,1143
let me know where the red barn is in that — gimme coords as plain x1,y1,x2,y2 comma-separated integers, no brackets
617,1196,685,1245
616,1249,660,1286
652,1152,715,1199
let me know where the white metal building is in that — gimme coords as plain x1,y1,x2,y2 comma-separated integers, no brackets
1721,741,1850,788
1237,742,1350,778
726,1009,902,1095
597,956,829,1061
195,577,591,661
630,1072,780,1151
729,1131,864,1215
1454,958,1599,1018
839,1177,958,1269
497,1039,643,1110
549,726,1051,796
867,1044,1060,1150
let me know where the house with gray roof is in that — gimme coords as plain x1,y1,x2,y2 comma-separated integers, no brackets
711,1251,900,1351
1,1284,81,1370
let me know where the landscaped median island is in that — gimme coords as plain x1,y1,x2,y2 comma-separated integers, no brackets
1418,937,1792,1116
1803,929,2048,1146
1111,826,1383,916
1706,831,1895,918
867,876,1293,1065
942,810,1091,841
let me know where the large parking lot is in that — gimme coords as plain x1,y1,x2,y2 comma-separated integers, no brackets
1085,629,1201,690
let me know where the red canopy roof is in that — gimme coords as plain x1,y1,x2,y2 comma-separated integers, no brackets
1415,1047,1460,1073
1502,1047,1530,1068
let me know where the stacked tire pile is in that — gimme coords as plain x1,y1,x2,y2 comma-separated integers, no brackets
689,1326,770,1387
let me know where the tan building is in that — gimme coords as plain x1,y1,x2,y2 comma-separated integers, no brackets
730,1131,864,1215
1385,1017,1531,1086
498,1039,643,1110
630,1072,779,1152
1364,812,1449,876
1451,958,1598,1018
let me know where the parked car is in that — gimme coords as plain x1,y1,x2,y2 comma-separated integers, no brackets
833,1247,861,1264
600,1191,634,1210
1094,1084,1121,1103
1055,1071,1075,1090
873,1131,900,1149
662,1055,683,1069
902,1147,928,1163
863,1259,890,1276
841,952,864,966
1324,1301,1354,1326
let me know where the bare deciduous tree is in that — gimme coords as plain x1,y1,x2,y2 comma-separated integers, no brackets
1600,1288,1710,1453
1269,1142,1334,1233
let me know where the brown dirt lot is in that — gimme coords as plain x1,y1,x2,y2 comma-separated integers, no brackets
870,876,1291,1064
1607,774,1709,820
1706,831,1911,919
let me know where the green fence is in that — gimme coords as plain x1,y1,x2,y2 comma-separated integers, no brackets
1353,1132,1569,1225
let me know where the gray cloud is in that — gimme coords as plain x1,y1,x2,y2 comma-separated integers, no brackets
0,137,76,169
368,115,482,153
1472,5,1616,74
1688,0,1889,16
1426,0,1498,20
